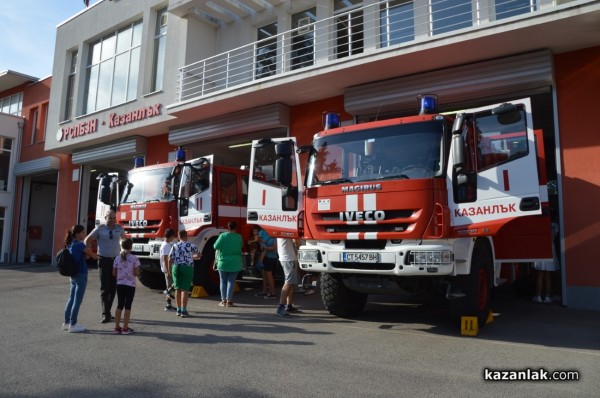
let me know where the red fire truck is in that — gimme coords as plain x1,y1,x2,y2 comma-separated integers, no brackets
247,96,552,327
97,151,250,294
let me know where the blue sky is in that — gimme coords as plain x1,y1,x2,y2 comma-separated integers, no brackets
0,0,100,79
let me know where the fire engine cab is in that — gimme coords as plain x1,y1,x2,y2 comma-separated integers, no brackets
97,149,250,294
247,96,552,327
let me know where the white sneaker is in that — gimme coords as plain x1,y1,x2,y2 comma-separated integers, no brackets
532,296,543,304
62,323,69,331
543,296,552,304
68,324,87,333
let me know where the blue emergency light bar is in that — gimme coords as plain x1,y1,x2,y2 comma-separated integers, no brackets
175,147,186,162
134,156,145,168
323,112,341,130
418,94,438,115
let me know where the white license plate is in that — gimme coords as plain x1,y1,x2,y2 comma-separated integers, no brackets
132,244,144,252
343,252,379,263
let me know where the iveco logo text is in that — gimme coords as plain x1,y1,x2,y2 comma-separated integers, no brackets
339,211,386,222
129,220,148,227
341,184,382,193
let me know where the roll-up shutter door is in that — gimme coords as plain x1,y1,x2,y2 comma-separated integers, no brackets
169,103,289,146
71,136,147,165
14,156,60,176
345,50,553,116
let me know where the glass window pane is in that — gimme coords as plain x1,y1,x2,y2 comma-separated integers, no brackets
431,0,472,35
97,59,114,110
132,21,143,47
112,52,129,104
291,8,316,70
127,47,140,100
496,0,535,20
256,22,277,79
116,25,133,53
89,41,101,65
9,95,20,115
334,0,362,11
2,138,12,151
380,1,414,47
100,34,116,61
152,35,166,91
85,64,99,113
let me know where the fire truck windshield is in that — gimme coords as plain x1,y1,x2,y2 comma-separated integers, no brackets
121,167,175,204
307,120,445,187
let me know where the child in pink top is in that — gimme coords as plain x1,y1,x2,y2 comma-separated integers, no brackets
112,238,140,334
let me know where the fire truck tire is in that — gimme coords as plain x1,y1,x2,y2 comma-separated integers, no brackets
193,243,220,296
321,274,368,317
450,240,493,328
138,270,166,290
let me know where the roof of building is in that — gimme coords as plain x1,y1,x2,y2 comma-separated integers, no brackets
0,70,39,93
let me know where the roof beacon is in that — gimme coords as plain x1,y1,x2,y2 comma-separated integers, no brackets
323,112,341,130
134,156,145,168
175,147,186,162
418,94,438,115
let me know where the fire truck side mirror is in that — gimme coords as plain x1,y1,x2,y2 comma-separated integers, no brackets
452,134,465,167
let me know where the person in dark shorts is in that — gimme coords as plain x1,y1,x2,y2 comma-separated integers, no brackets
254,229,278,299
168,230,201,317
112,238,140,334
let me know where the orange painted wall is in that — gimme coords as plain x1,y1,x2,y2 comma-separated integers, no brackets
52,158,82,253
290,95,351,146
554,46,600,287
146,134,172,165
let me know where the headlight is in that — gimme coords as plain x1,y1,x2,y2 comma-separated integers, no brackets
409,250,452,265
298,250,321,263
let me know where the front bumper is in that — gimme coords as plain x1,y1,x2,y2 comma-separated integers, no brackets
298,240,455,277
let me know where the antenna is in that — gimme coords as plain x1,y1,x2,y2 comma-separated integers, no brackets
374,103,383,121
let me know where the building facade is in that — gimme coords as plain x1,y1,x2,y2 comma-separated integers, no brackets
21,0,600,308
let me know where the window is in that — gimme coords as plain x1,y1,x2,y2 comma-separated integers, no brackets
0,208,4,258
431,0,472,35
84,21,142,114
0,137,13,192
380,0,414,47
291,8,316,70
496,0,535,20
30,108,38,145
63,50,77,121
220,173,238,205
41,103,48,142
151,7,168,92
334,0,364,59
256,22,278,79
0,93,22,116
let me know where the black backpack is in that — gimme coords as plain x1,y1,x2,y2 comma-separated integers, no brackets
56,246,79,277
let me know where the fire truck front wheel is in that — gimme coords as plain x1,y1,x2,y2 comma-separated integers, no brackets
321,274,368,318
138,269,166,290
450,240,493,328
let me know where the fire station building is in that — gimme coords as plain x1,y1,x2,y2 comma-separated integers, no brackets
8,0,600,309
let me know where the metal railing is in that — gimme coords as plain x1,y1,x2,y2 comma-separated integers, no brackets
177,0,564,102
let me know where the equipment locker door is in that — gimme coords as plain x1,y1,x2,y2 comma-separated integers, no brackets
247,138,304,238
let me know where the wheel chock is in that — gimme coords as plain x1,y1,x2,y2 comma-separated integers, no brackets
486,310,494,324
191,285,209,298
460,316,479,336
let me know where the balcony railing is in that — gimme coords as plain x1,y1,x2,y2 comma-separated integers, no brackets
177,0,567,102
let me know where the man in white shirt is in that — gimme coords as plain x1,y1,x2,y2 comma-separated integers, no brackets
160,228,177,311
276,238,299,317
